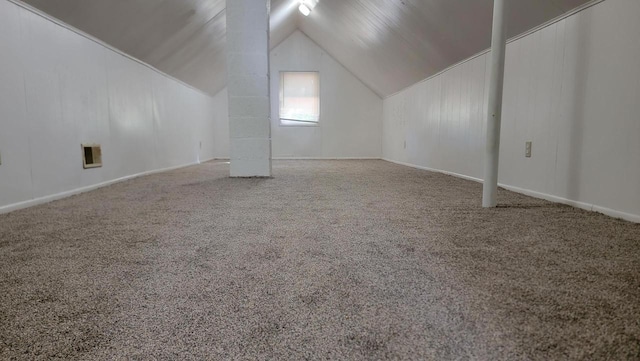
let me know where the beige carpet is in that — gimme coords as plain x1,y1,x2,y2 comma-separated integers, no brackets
0,160,639,360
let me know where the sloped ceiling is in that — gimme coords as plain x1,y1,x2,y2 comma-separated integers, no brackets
19,0,299,96
298,0,593,97
19,0,592,97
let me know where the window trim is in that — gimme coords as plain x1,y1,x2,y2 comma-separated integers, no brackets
278,71,320,127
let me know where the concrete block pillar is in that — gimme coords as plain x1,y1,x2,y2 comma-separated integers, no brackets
226,0,272,177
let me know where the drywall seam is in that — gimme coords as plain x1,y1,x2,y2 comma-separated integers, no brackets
18,33,36,200
0,158,216,215
7,0,212,98
383,159,640,224
385,0,606,100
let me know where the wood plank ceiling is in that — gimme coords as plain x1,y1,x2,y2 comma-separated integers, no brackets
20,0,592,97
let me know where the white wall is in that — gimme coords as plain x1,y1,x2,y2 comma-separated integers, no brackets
383,0,640,222
0,0,217,212
212,30,383,159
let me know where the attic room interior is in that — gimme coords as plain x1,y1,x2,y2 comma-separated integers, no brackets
0,0,639,359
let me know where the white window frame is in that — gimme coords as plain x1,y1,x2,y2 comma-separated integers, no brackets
279,71,320,127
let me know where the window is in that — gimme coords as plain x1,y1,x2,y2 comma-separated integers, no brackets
279,71,320,126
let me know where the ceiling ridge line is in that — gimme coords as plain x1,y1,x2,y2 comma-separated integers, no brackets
295,28,384,99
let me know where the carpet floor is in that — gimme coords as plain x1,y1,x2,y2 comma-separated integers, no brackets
0,160,639,360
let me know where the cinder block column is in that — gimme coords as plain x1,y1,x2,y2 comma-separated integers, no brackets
226,0,272,177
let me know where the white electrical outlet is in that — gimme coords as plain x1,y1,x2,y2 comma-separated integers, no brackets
525,141,532,158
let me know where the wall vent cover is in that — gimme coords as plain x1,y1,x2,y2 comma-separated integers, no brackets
82,144,102,169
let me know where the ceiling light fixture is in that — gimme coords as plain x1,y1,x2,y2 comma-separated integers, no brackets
298,0,317,16
298,3,311,16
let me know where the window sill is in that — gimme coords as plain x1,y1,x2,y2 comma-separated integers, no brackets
279,119,320,127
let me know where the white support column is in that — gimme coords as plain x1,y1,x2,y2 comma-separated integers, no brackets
226,0,272,177
482,0,507,207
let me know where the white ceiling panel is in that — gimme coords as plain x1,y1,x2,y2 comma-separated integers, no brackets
298,0,594,97
19,0,298,95
19,0,592,97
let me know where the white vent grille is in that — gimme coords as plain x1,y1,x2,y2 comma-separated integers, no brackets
82,144,102,169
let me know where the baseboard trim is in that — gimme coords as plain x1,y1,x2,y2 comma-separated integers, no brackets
499,184,640,223
6,157,637,223
0,158,215,215
212,157,380,161
383,159,484,183
383,158,640,223
273,157,381,160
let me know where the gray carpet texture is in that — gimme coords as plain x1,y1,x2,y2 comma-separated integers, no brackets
0,160,639,360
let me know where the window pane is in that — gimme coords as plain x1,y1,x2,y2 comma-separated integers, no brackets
280,72,319,123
